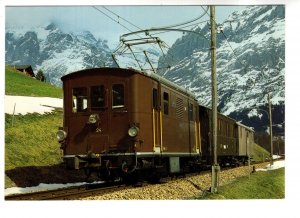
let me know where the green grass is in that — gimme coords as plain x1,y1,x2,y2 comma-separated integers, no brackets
5,65,63,98
252,143,270,162
5,111,63,171
198,168,285,199
5,66,65,187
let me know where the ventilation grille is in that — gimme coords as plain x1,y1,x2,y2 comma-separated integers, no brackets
176,98,184,119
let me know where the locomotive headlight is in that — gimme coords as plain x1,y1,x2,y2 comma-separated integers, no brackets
56,130,67,142
128,126,139,137
88,114,99,124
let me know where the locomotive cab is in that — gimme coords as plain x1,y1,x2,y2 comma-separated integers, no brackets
58,68,141,172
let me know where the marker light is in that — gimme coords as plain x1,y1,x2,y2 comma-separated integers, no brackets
128,126,139,137
56,130,67,142
88,114,99,124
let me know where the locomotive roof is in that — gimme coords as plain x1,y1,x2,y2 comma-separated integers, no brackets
61,67,197,100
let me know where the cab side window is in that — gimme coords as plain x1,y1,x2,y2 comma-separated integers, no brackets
163,92,169,115
152,88,158,110
72,87,87,112
112,84,124,108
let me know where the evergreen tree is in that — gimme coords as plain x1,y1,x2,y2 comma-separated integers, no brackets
36,69,46,82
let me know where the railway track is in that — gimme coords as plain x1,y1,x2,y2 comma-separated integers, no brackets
5,181,125,200
5,161,274,200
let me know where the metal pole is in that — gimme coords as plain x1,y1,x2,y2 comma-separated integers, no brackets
268,94,273,165
12,103,16,127
210,5,219,193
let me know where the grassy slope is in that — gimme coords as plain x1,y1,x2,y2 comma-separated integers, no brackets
5,112,63,171
199,168,285,199
252,143,270,162
5,65,63,98
5,66,64,187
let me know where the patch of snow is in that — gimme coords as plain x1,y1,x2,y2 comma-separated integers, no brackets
254,7,274,23
256,160,285,172
247,109,264,119
5,181,104,196
5,95,63,115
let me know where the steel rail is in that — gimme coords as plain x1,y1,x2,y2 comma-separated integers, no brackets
5,160,275,200
5,181,124,201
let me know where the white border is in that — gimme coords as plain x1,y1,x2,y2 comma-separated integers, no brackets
1,1,298,218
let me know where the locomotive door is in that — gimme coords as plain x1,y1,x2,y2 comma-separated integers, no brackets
152,85,161,153
85,77,129,154
86,79,110,154
108,78,130,150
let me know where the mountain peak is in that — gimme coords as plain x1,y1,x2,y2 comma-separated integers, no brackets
45,23,57,31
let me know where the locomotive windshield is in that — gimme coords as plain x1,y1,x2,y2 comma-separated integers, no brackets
112,84,124,108
91,85,105,110
72,87,87,112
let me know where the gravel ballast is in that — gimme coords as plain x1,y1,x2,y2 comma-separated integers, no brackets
81,162,269,200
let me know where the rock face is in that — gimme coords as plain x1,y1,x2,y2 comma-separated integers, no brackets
5,23,114,85
157,6,285,134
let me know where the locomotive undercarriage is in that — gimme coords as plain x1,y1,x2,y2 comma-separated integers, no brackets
64,153,207,183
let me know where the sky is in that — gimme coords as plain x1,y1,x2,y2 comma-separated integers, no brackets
5,5,246,48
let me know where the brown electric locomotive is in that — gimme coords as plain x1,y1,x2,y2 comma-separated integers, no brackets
57,67,254,181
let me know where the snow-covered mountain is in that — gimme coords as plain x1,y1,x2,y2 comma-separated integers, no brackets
5,6,285,134
5,23,114,85
5,22,162,85
157,5,285,134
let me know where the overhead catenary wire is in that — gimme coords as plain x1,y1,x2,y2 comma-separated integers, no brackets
93,6,211,74
150,6,209,29
102,6,143,31
92,6,134,34
93,6,172,70
98,6,212,71
150,19,210,36
93,6,159,51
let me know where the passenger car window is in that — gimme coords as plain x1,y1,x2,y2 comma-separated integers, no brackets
112,84,124,108
189,103,194,121
91,85,105,110
72,87,87,112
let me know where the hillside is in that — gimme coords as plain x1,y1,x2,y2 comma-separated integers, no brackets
252,143,270,162
5,65,63,98
5,67,64,188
